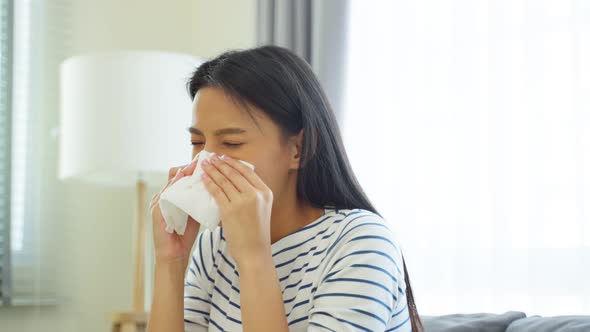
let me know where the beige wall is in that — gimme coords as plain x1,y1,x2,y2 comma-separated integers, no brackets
0,0,256,331
67,0,257,59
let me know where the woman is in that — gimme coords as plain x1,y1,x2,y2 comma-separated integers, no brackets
147,45,422,332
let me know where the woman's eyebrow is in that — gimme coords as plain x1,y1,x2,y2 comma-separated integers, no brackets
187,126,247,136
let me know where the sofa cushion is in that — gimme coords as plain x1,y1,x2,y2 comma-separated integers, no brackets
421,311,526,332
506,315,590,332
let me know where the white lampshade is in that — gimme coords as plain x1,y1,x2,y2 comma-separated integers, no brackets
59,51,202,187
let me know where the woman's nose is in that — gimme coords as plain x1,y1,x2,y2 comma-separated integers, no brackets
202,145,217,155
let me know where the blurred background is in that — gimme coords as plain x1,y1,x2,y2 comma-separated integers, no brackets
0,0,589,331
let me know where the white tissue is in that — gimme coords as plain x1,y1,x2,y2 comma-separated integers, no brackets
159,150,255,234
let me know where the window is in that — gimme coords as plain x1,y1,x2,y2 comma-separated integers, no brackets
0,0,56,306
0,0,14,306
342,0,590,315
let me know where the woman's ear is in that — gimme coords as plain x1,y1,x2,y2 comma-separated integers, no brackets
288,129,304,170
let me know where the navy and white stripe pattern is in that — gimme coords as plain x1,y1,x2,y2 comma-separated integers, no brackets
183,207,411,332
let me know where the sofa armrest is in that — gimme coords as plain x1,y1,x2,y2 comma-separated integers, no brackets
506,315,590,332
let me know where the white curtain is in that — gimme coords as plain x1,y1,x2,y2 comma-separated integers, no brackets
342,0,590,316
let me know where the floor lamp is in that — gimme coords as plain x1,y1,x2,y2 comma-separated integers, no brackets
58,51,201,332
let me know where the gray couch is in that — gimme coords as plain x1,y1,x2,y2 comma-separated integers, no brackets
421,311,590,331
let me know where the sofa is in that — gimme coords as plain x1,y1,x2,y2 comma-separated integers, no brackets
421,311,590,331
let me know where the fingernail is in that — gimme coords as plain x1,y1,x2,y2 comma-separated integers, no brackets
202,159,210,166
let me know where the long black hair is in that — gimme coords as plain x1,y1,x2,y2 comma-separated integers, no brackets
186,45,423,332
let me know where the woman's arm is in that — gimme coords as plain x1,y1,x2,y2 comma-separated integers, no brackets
198,154,289,331
146,156,204,332
147,232,213,332
238,255,289,332
146,259,187,332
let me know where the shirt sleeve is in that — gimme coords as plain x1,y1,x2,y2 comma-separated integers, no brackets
308,215,406,332
183,228,217,332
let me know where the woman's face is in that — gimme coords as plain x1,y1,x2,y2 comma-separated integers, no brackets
188,86,299,201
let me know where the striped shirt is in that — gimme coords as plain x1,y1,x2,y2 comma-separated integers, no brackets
183,207,412,332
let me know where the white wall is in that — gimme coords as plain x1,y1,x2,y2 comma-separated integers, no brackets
0,0,256,331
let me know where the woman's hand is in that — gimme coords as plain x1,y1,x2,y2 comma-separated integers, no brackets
149,154,201,267
200,154,274,269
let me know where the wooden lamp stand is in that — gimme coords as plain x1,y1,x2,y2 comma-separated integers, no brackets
110,179,149,332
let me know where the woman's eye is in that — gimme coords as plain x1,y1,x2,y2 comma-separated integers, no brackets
190,142,242,147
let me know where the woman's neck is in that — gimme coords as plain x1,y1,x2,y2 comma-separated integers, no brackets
269,197,325,245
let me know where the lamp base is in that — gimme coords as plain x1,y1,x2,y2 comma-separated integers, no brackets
110,311,148,332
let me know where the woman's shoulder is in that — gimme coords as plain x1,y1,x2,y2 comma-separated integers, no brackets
324,207,405,269
330,207,399,241
318,207,408,308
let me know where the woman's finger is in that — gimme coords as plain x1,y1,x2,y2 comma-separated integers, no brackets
157,165,186,205
167,151,202,181
201,170,231,206
150,164,189,215
181,151,202,175
180,155,199,176
151,153,203,216
202,158,240,201
167,167,184,187
219,155,266,191
168,165,185,181
149,192,161,212
211,155,253,194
